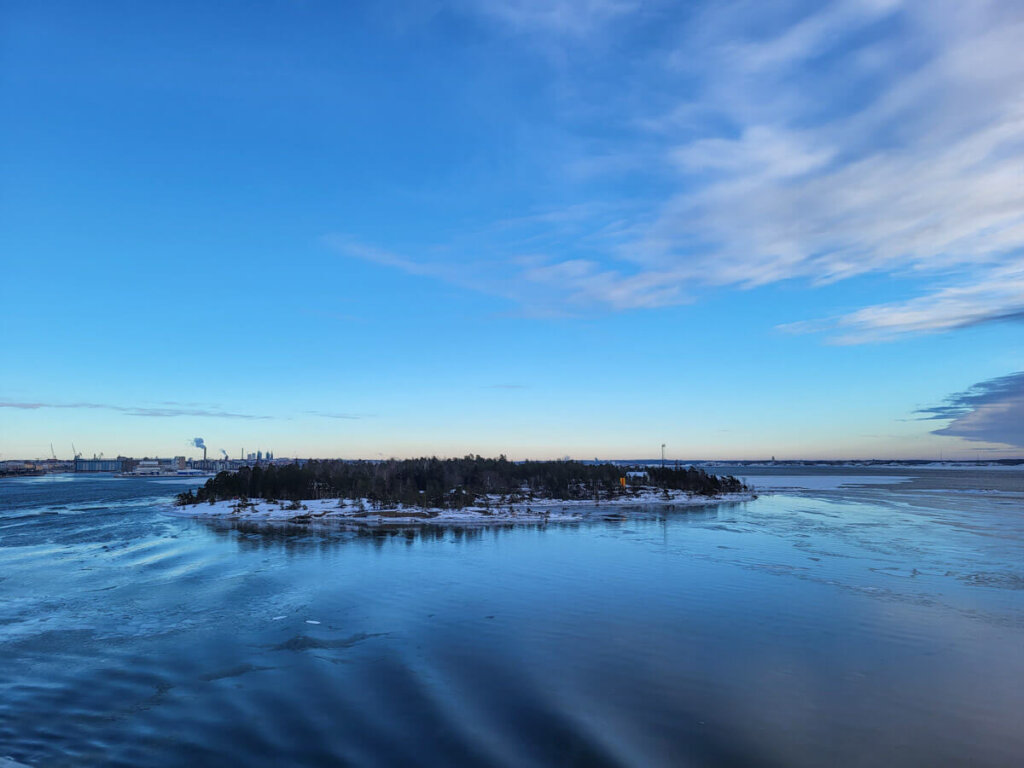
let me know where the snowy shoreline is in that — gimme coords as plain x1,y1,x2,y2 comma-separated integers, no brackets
166,489,756,528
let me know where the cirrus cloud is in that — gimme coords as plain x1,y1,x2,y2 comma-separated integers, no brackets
351,0,1024,342
0,400,272,419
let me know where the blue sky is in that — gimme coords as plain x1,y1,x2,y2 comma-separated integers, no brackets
2,0,1022,460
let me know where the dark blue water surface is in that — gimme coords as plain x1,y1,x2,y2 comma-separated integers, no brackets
1,471,1022,766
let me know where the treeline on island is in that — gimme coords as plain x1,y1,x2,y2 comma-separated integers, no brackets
176,456,747,509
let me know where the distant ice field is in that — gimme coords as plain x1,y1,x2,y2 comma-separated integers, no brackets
740,475,911,491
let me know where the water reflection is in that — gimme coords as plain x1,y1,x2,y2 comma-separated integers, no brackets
195,501,743,557
205,518,589,555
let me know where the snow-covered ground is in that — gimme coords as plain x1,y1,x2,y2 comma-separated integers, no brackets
166,489,755,527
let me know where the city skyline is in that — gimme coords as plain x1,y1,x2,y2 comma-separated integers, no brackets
2,0,1023,460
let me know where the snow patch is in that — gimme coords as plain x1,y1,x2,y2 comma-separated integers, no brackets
166,489,755,528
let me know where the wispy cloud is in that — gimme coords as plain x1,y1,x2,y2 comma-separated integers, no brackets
324,235,510,299
305,410,373,420
818,266,1024,344
465,0,641,37
609,0,1024,334
359,0,1024,341
327,237,444,279
0,401,271,419
916,372,1024,448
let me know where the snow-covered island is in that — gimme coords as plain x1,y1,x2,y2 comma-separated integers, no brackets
172,456,754,528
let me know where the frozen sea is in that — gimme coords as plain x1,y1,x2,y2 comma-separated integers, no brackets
1,469,1022,767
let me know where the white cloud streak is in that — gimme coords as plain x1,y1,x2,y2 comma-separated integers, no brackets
466,0,640,36
0,401,271,419
305,411,374,420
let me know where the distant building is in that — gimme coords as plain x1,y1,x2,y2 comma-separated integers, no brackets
74,458,123,473
625,470,649,485
129,460,163,476
0,461,42,476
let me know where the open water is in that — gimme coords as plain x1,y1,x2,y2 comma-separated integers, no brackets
1,469,1022,766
